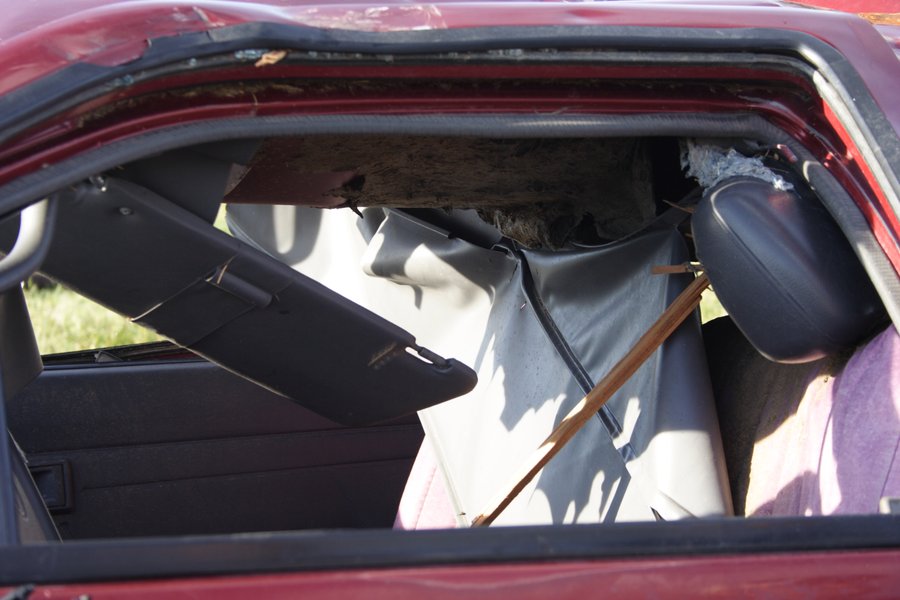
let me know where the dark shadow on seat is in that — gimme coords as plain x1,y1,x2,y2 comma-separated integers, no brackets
703,316,841,515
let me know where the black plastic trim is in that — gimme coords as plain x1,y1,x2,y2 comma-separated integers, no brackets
29,177,476,425
0,515,897,585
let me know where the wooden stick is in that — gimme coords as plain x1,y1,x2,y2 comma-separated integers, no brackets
651,262,703,275
470,273,710,527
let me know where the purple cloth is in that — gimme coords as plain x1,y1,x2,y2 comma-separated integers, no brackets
746,325,900,516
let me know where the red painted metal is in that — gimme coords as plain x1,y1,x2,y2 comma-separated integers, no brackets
9,549,900,599
0,1,898,135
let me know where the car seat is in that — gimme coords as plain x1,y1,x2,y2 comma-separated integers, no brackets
694,176,896,517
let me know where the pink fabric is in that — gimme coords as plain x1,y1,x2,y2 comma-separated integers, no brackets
393,439,458,530
746,325,900,517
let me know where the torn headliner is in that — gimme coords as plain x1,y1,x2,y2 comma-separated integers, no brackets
224,135,661,248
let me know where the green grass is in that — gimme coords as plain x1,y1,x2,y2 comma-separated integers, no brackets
700,288,728,323
23,286,162,354
21,207,231,355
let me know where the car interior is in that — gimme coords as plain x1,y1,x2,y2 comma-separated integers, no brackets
1,119,896,545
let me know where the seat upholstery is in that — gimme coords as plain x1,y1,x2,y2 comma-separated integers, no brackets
706,317,899,517
393,439,456,530
695,174,897,517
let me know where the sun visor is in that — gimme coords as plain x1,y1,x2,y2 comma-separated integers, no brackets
26,178,476,425
692,176,886,363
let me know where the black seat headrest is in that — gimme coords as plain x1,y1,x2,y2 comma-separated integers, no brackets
692,176,886,363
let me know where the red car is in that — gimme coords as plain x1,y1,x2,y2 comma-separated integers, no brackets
0,0,898,597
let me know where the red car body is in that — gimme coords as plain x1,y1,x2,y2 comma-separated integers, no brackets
0,0,898,597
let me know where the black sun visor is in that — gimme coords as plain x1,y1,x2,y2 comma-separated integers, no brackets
13,176,476,425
